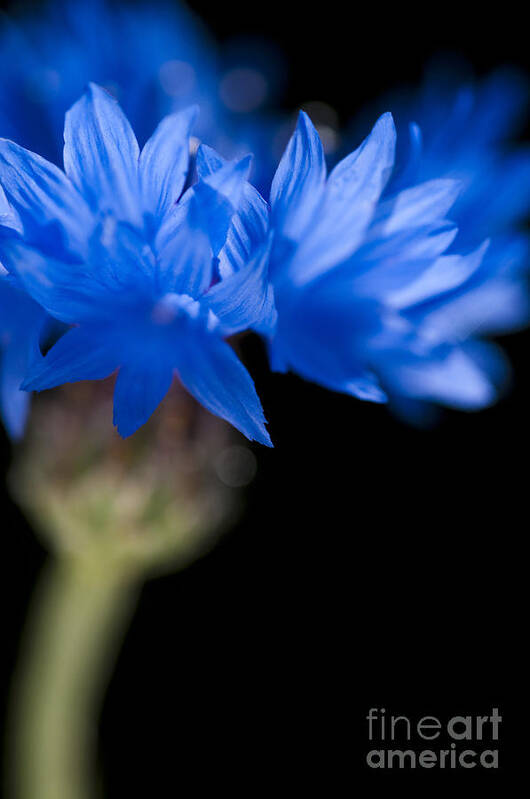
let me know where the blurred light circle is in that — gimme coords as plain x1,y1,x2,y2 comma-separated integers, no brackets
214,445,257,487
159,60,196,98
301,102,340,154
302,100,340,129
317,124,340,154
219,68,268,113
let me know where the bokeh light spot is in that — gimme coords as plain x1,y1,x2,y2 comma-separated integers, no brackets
219,68,268,113
214,445,257,487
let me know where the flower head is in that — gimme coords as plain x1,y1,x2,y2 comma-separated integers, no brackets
255,111,529,414
0,84,272,444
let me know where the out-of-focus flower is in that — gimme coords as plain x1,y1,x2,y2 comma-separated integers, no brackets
0,0,281,193
0,84,272,444
381,64,530,245
0,0,215,154
251,111,529,413
346,66,530,348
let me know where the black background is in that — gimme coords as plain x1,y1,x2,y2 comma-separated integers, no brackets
1,0,528,793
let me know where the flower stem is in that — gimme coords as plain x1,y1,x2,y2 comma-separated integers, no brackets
7,556,139,799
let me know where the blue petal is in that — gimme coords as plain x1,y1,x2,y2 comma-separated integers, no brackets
193,150,253,255
327,112,396,191
0,325,43,439
389,122,423,191
154,189,191,254
344,376,388,404
23,325,118,391
204,235,275,334
271,284,386,395
63,83,141,225
270,111,326,242
379,345,501,410
175,334,272,446
195,143,226,179
286,113,396,286
344,224,459,302
218,184,269,279
388,241,489,309
156,195,212,297
424,279,530,339
113,361,174,438
252,284,277,336
408,239,530,339
375,179,461,235
1,343,31,439
0,138,91,253
139,106,198,220
0,276,47,437
0,183,22,233
1,240,111,324
195,144,269,278
267,338,289,374
88,215,156,293
358,223,458,269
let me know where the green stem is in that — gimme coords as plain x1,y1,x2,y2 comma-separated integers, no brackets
7,557,139,799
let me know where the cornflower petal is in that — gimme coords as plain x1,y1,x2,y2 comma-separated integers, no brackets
197,144,269,278
0,340,32,439
23,325,119,391
175,334,272,446
388,241,489,310
139,106,198,220
193,152,253,255
0,139,92,253
155,195,213,296
285,113,396,286
1,240,110,324
64,83,141,225
270,111,326,242
374,178,462,235
204,234,275,334
113,361,174,437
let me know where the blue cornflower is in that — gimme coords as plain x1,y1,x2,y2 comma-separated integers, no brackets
0,0,280,439
386,65,530,246
0,84,272,444
346,66,530,324
243,111,529,412
394,69,530,351
0,0,278,193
